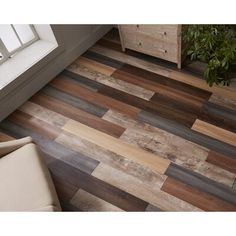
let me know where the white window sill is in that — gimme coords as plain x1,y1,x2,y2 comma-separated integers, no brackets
0,39,58,90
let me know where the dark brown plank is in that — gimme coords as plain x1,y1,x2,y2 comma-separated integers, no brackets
198,102,236,133
8,110,61,140
112,68,207,110
0,119,99,175
31,93,125,138
98,85,196,127
83,50,124,69
165,163,236,205
117,64,211,100
50,77,140,118
49,160,148,211
151,92,201,116
161,177,236,211
206,151,236,174
42,83,107,117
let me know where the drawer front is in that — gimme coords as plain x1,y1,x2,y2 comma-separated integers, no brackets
122,31,178,63
120,24,179,44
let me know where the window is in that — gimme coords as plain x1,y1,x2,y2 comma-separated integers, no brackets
0,24,39,65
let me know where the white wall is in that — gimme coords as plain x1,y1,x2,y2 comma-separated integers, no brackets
0,24,112,121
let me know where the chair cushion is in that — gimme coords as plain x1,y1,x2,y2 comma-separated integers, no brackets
0,143,61,211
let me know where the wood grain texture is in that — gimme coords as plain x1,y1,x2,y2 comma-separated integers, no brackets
19,101,69,128
192,119,236,147
92,163,202,211
90,44,236,100
103,110,235,186
138,110,236,159
0,119,99,174
62,70,103,91
42,84,107,117
63,120,170,174
209,93,236,111
117,64,211,101
50,76,140,118
112,67,206,110
75,56,116,76
83,50,124,69
99,85,195,127
198,102,236,133
56,131,166,189
206,151,236,174
49,159,148,211
8,110,61,140
165,163,236,205
67,61,155,100
70,189,123,212
162,177,236,211
31,93,125,138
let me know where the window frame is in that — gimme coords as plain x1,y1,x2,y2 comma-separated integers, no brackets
0,24,39,65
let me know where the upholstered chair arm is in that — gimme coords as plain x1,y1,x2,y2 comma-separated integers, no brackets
0,137,33,158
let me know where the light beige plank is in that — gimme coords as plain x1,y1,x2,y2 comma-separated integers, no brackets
103,110,235,187
19,101,69,128
67,60,154,100
192,119,236,147
209,93,236,111
92,163,202,211
71,56,116,76
90,44,236,100
56,132,166,189
70,189,123,212
62,120,170,174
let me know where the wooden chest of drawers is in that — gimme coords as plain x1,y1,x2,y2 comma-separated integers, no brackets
118,24,182,68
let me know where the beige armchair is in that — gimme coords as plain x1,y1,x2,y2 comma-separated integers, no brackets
0,137,61,211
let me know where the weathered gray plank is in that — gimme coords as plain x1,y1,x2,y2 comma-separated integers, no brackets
0,120,99,174
138,110,236,159
165,163,236,205
42,85,108,117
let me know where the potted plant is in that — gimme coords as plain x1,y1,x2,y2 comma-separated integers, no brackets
183,25,236,86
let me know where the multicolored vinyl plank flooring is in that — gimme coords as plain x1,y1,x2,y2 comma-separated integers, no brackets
1,28,236,211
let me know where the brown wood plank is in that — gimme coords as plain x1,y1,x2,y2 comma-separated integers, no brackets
31,93,125,138
93,163,201,211
75,56,117,76
162,177,236,211
90,44,236,100
63,120,170,175
112,68,206,110
49,159,148,211
206,151,236,175
70,189,123,211
192,119,236,147
50,77,140,118
8,110,61,140
0,132,15,142
98,84,196,127
198,102,236,133
118,64,212,100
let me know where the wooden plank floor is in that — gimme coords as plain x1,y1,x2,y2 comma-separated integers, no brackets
1,28,236,211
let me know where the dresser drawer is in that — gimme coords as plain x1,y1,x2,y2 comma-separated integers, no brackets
122,31,178,63
120,24,178,44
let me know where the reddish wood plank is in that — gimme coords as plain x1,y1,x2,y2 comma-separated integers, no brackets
8,110,61,140
206,151,236,174
50,77,140,118
31,93,125,138
161,177,236,211
112,68,207,109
